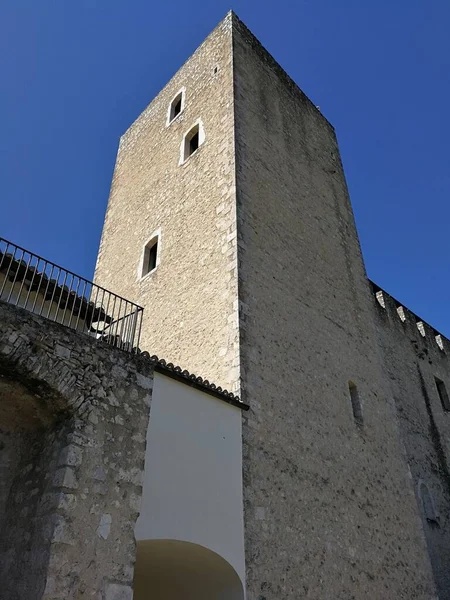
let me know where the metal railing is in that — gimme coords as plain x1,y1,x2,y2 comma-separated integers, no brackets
0,237,143,353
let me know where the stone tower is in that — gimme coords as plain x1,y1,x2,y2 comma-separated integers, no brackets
94,12,437,599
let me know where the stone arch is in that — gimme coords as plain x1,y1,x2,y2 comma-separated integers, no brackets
133,539,245,600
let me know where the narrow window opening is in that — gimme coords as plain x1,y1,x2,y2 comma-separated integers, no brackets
173,97,182,118
189,130,199,155
349,381,363,426
435,377,450,411
167,90,185,125
142,237,159,278
181,122,204,163
148,242,158,272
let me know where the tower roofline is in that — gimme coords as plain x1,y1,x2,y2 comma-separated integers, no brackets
121,11,234,139
122,10,333,140
230,10,334,131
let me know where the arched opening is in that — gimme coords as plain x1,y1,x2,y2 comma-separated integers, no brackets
133,539,244,600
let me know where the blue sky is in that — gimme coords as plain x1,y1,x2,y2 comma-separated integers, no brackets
1,1,449,334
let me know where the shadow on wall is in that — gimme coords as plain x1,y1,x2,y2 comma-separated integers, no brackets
0,374,69,599
133,539,244,600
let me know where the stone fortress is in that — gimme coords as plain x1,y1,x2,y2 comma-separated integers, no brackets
1,10,450,600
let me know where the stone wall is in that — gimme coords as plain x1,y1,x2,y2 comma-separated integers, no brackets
232,14,436,599
88,9,446,598
0,301,154,600
93,13,240,394
373,286,450,599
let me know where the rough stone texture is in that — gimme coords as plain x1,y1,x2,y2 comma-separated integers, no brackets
91,10,443,599
373,287,450,599
93,14,240,394
232,15,436,599
0,301,153,600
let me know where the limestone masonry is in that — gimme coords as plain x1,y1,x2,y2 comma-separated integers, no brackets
2,10,450,600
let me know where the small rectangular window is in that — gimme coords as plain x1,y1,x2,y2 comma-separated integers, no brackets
167,89,185,125
173,97,182,118
435,377,450,411
148,242,158,272
180,121,204,164
141,236,159,278
189,131,199,155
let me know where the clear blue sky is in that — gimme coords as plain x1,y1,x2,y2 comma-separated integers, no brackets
1,1,449,334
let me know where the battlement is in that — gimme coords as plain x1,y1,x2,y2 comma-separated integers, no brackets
369,279,448,355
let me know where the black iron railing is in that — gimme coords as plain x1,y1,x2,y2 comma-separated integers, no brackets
0,237,143,353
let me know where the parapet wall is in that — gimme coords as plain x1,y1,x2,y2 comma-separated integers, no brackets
370,280,449,356
370,280,450,599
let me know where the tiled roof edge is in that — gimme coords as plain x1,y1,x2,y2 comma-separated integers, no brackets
138,351,249,411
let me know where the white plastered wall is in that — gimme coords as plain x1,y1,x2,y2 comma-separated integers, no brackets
135,372,245,588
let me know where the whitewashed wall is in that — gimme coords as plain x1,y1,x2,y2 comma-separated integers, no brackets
135,371,245,588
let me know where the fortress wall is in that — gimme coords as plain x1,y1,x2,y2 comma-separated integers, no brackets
372,283,450,599
232,14,436,598
0,302,153,600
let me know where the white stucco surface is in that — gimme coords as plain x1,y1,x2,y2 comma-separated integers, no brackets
135,372,245,587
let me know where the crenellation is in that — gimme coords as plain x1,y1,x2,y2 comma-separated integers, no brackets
370,280,450,357
436,334,445,351
373,281,450,597
397,303,407,322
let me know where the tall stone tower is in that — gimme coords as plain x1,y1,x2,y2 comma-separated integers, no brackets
94,12,436,599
